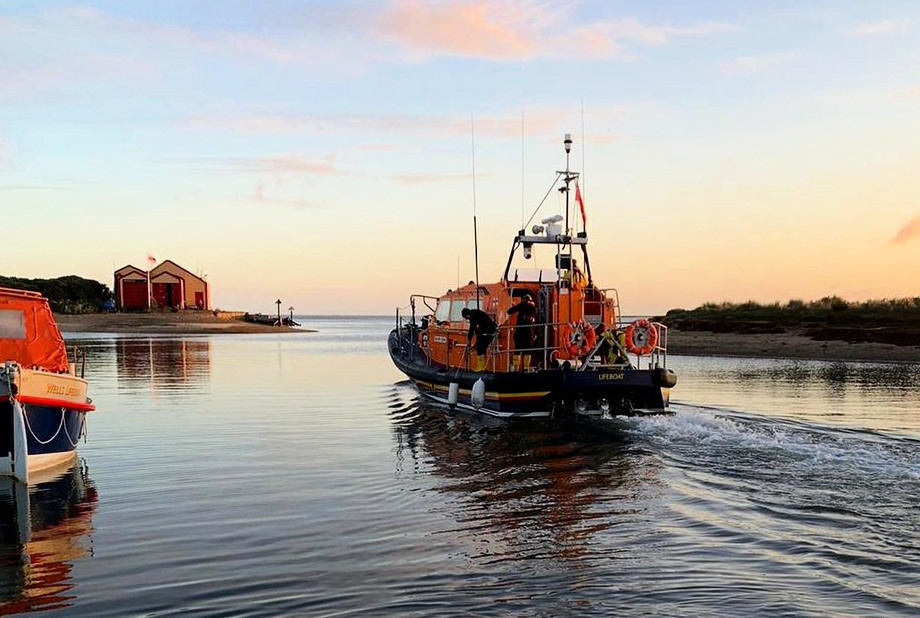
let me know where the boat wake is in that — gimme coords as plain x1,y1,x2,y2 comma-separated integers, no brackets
384,383,920,615
625,402,920,481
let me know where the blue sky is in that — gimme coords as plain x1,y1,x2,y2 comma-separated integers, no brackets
1,1,918,314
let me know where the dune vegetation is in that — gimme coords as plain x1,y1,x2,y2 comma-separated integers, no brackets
661,297,920,346
0,275,113,314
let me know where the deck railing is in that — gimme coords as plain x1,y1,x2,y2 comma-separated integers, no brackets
395,310,668,373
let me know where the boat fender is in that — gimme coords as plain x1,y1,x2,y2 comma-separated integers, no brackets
448,382,459,408
11,400,29,484
471,377,485,410
652,367,678,388
624,319,659,355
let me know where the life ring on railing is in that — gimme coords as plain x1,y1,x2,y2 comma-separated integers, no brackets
562,321,597,357
624,319,659,355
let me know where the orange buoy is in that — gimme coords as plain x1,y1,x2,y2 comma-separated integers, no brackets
624,319,659,355
563,321,597,357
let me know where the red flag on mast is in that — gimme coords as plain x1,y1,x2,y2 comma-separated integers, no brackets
575,180,586,227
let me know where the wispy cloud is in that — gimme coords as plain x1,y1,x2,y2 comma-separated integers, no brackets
0,1,736,105
172,154,343,176
186,105,629,140
0,185,73,192
247,182,321,210
850,20,910,36
724,51,796,74
377,1,736,61
0,5,369,101
0,8,157,102
890,215,920,245
392,172,482,184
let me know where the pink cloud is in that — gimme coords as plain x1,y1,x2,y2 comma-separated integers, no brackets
377,1,735,61
892,85,920,98
2,1,735,94
890,215,920,245
378,0,541,60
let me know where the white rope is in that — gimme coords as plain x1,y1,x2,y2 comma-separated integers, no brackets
61,411,83,448
21,404,66,446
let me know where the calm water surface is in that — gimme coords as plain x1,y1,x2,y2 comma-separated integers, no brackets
1,316,918,616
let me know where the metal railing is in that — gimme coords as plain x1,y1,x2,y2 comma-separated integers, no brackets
394,311,668,373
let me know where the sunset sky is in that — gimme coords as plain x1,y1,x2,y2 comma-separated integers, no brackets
2,1,918,315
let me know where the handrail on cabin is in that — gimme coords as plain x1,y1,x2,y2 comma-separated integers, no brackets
0,287,46,300
396,313,668,373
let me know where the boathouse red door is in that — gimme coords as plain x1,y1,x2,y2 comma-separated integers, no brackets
121,281,147,309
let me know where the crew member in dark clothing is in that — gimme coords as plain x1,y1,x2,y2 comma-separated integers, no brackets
507,293,536,371
461,307,497,371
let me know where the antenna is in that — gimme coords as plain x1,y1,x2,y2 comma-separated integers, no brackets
521,110,525,230
581,99,586,234
471,114,480,305
564,132,572,235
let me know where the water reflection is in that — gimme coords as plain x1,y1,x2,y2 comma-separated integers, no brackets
0,463,97,614
116,337,211,387
731,360,920,393
390,392,664,565
671,356,920,433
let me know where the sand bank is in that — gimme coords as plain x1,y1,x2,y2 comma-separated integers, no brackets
666,328,920,363
55,311,313,335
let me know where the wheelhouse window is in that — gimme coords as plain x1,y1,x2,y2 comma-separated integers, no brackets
0,309,26,339
449,300,467,322
434,300,450,323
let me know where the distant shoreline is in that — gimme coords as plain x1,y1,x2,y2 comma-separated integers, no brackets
55,311,315,335
666,328,920,363
54,312,920,362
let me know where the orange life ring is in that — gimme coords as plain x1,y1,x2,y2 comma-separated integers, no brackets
562,321,597,357
624,319,659,355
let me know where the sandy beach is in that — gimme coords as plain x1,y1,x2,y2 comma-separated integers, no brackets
55,311,312,335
